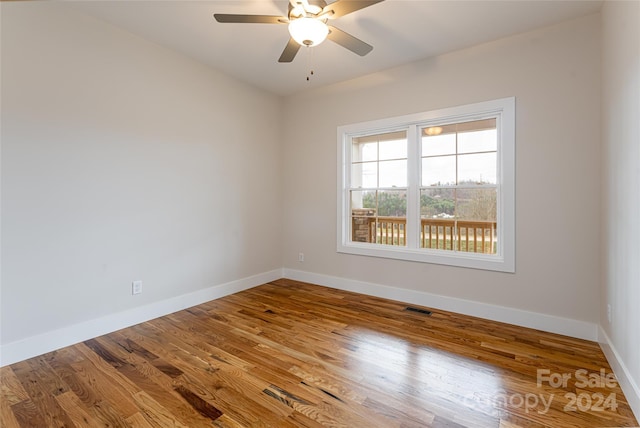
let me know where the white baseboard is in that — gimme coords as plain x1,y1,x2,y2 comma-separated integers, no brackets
283,268,598,341
598,326,640,421
0,269,283,367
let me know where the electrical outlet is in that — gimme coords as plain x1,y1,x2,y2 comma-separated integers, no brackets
132,280,143,295
607,304,612,323
298,252,304,262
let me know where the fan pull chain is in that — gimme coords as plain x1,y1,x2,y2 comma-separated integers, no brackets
305,46,315,82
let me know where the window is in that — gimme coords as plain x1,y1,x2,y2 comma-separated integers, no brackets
351,131,408,246
337,98,515,272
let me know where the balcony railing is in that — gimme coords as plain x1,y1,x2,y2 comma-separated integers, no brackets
351,215,497,254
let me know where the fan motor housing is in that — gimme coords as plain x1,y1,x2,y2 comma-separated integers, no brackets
289,0,328,19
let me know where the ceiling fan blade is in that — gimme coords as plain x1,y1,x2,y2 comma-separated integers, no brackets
278,38,302,63
213,14,287,24
327,26,373,56
323,0,384,19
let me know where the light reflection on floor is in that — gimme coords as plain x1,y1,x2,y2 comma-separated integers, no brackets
342,327,507,424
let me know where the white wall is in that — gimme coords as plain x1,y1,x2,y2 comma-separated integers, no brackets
282,14,602,333
1,3,282,356
600,0,640,416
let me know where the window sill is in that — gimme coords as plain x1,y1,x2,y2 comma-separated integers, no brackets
337,242,515,273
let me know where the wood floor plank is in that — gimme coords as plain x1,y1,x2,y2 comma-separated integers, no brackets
1,279,637,427
88,399,131,427
0,366,29,406
126,411,157,428
54,390,98,427
0,395,23,428
45,348,103,408
9,398,49,428
131,390,190,428
69,353,140,419
10,359,77,427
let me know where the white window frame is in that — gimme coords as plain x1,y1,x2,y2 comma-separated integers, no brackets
337,97,515,273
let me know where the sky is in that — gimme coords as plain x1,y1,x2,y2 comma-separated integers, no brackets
352,129,498,189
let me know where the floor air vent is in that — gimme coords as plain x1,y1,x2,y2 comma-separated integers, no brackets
405,307,433,316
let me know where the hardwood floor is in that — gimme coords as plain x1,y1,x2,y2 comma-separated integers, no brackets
1,279,637,427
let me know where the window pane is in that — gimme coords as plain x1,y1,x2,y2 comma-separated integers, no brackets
420,188,456,250
456,187,497,254
379,159,407,187
351,161,377,188
458,129,497,154
350,190,376,210
420,188,455,219
374,190,406,246
456,187,497,222
422,156,456,186
379,138,407,160
352,141,377,162
457,119,497,154
458,153,497,185
422,132,456,157
350,190,376,243
377,190,406,217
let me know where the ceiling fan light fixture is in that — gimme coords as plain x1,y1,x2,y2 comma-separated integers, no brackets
288,17,329,47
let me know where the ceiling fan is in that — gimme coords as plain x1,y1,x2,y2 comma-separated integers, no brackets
213,0,384,63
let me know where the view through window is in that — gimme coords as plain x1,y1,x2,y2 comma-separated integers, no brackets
420,119,497,253
338,98,515,272
351,131,408,246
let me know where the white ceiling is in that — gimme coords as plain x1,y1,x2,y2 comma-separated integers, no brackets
69,0,603,96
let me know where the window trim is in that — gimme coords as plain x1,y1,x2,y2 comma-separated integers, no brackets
337,97,515,273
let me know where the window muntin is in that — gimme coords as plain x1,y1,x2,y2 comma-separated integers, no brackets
338,97,515,272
